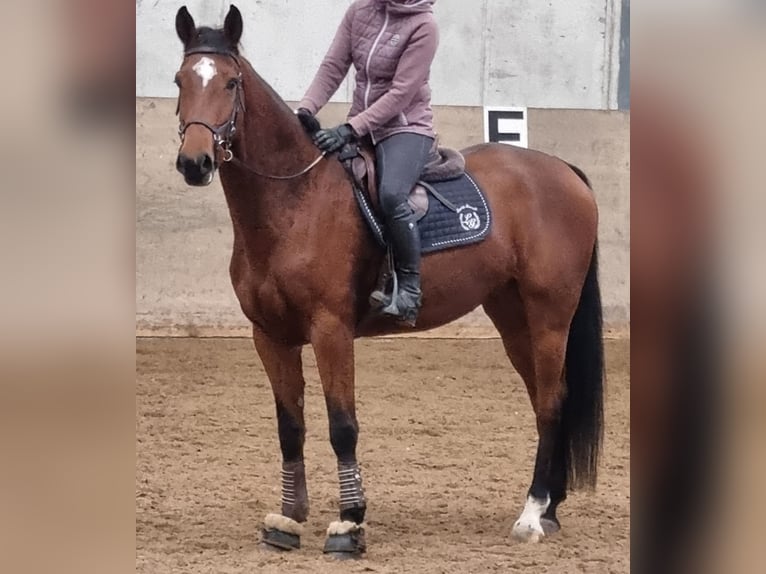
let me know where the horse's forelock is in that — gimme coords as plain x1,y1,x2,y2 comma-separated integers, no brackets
186,27,240,55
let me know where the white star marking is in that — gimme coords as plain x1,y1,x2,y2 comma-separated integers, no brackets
192,56,217,89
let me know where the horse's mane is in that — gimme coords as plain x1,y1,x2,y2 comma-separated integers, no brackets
238,57,295,116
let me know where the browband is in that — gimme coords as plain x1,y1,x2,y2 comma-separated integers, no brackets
184,46,238,57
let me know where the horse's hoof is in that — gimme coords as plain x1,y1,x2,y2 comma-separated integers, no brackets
261,513,304,551
512,520,545,543
540,517,561,536
512,495,551,542
325,550,363,561
261,528,300,551
323,521,366,558
323,535,365,559
260,539,292,553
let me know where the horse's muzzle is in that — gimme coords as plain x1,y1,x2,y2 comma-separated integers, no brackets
176,152,215,186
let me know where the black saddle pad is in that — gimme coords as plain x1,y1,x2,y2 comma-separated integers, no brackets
353,172,492,254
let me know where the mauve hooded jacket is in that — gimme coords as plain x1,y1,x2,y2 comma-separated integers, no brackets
298,0,439,144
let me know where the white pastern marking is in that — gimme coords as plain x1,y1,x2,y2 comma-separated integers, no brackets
512,494,550,542
192,57,217,88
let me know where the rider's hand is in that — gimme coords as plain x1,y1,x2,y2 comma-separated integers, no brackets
313,124,355,154
295,108,320,135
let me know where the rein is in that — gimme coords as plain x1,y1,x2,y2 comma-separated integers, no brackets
177,47,326,181
228,152,326,181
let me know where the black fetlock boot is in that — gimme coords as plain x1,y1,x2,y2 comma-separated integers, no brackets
380,204,422,325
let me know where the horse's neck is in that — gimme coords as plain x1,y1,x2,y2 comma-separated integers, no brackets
220,59,331,250
234,59,317,175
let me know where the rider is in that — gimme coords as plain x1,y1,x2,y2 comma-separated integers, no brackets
296,0,439,325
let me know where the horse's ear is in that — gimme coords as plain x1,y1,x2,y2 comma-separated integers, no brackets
223,5,243,47
175,6,196,47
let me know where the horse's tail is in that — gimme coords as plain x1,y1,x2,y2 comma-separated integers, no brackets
566,162,592,189
562,165,604,490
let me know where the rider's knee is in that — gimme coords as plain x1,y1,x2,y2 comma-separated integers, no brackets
379,186,409,218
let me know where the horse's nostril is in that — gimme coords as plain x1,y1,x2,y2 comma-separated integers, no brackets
176,152,213,185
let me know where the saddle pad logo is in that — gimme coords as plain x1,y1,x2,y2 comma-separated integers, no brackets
457,204,481,231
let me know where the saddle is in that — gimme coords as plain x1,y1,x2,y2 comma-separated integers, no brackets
338,143,455,225
336,140,490,255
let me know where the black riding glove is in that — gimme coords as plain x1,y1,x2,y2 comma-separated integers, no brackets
313,123,355,154
295,108,321,135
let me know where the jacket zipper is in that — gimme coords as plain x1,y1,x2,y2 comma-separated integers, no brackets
364,8,390,143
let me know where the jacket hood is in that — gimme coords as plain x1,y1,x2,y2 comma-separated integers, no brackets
376,0,435,15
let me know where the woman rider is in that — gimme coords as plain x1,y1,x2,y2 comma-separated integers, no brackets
296,0,439,325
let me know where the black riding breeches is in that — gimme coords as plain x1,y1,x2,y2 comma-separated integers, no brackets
375,133,434,219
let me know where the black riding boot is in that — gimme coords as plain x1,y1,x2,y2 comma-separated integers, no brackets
370,203,422,325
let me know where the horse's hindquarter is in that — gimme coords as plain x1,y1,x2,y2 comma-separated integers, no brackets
463,144,598,285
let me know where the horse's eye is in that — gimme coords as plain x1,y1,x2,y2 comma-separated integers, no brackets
226,78,239,90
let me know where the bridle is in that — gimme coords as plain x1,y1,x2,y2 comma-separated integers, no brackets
177,47,325,180
177,47,243,164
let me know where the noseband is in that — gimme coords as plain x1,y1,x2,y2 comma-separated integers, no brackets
177,47,244,163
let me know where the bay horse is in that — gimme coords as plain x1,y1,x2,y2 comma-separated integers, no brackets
173,5,603,557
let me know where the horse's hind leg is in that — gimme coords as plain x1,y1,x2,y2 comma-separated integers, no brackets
484,285,572,542
253,324,309,551
310,311,367,558
513,286,582,542
483,285,537,405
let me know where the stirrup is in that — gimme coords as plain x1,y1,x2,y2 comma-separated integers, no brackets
380,271,400,317
369,288,391,308
382,304,419,326
380,273,421,326
369,249,395,308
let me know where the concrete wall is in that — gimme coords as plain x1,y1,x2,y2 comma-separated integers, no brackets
137,0,623,109
136,99,629,336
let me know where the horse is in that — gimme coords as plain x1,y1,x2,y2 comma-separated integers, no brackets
172,4,603,557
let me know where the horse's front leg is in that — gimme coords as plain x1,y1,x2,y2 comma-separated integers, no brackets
311,311,367,559
253,324,309,551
